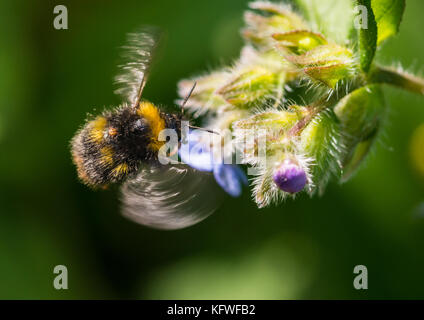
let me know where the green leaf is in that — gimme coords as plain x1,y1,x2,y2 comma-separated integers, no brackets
371,0,406,45
334,85,385,143
341,137,376,182
356,0,378,73
334,85,386,181
295,0,355,44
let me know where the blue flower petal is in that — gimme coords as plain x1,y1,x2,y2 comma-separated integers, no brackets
179,131,214,172
213,164,246,197
232,165,249,186
179,143,214,172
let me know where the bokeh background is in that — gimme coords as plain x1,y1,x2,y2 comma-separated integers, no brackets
0,0,424,299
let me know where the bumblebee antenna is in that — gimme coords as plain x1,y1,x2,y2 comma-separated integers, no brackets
179,81,219,135
180,81,197,115
188,125,220,135
133,76,148,109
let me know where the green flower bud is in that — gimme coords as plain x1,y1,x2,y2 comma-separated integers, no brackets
304,64,353,89
334,85,386,181
235,107,346,206
177,71,230,115
233,109,302,131
298,110,342,194
234,106,342,201
217,66,281,109
217,48,291,109
243,1,307,49
251,152,312,208
233,109,302,164
272,30,327,54
282,44,356,88
207,109,250,132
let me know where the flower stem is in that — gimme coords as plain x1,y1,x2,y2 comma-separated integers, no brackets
287,98,327,137
370,65,424,95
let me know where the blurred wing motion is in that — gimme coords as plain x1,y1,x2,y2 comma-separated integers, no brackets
114,27,162,106
121,165,224,230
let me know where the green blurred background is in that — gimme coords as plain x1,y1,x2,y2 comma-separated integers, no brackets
0,0,423,299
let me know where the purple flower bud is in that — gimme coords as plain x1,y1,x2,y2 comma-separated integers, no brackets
273,160,307,194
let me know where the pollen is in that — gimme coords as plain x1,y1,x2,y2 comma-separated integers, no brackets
108,127,118,137
137,101,166,151
89,116,107,143
112,163,129,176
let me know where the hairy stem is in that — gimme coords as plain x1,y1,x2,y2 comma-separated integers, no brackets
370,65,424,95
287,97,330,137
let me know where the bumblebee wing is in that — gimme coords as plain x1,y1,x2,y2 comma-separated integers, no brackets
120,165,223,230
114,27,162,106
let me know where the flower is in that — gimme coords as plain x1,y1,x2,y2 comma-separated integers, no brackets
179,130,248,197
272,159,307,194
175,0,424,208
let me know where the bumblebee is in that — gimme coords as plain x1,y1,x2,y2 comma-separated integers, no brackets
71,28,222,229
71,30,182,187
71,101,182,187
